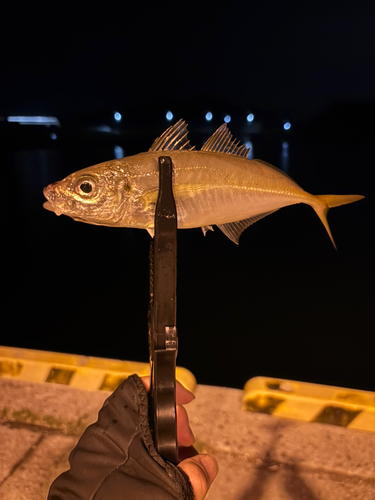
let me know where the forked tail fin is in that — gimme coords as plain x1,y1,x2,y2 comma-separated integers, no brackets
313,194,364,249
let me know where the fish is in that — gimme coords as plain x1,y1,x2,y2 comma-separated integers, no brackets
43,119,364,248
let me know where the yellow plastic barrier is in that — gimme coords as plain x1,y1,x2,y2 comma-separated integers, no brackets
0,346,196,394
243,376,375,432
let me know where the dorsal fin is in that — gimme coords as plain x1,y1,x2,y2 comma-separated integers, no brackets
201,123,250,157
149,119,195,152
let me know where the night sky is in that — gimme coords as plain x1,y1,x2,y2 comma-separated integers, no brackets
2,2,375,118
2,2,375,391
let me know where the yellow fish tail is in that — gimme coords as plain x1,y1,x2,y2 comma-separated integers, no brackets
313,194,365,249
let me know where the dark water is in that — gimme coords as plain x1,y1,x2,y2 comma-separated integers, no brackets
3,128,375,391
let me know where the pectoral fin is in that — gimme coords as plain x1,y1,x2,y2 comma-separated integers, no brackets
217,210,279,244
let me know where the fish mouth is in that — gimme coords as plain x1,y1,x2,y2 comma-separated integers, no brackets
43,200,56,212
43,185,62,215
43,200,62,215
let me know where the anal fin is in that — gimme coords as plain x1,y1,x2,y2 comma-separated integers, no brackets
217,210,279,244
201,225,214,236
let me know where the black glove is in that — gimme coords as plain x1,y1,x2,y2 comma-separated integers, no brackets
48,374,194,499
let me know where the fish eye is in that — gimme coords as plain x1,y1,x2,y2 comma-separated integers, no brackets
74,177,96,196
80,182,92,193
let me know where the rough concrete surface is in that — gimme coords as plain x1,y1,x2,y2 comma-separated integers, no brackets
189,385,375,499
0,378,374,499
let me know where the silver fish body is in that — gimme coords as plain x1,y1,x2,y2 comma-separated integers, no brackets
43,120,364,247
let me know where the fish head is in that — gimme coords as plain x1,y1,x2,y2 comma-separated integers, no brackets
43,161,134,226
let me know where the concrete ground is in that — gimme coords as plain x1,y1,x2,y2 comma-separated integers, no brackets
0,375,374,500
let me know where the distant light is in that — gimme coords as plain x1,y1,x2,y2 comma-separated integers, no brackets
283,121,291,131
114,112,122,122
7,115,60,126
224,114,231,123
114,145,124,159
247,113,254,122
96,125,112,133
166,111,173,121
205,111,213,121
50,133,57,140
280,141,289,172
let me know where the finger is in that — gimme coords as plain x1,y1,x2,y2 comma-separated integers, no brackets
176,382,195,405
176,404,194,446
178,454,218,500
141,376,151,392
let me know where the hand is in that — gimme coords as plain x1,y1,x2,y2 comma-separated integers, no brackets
142,378,218,500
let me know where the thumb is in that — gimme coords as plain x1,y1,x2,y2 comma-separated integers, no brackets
178,454,218,500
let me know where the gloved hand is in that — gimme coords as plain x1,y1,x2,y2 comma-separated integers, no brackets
48,374,217,500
